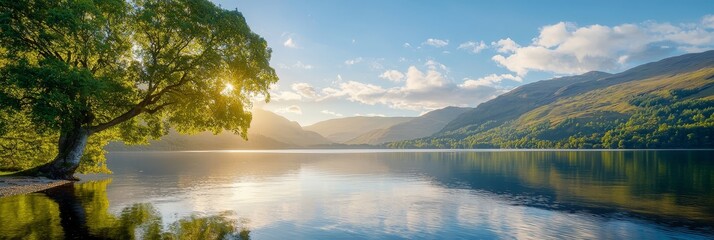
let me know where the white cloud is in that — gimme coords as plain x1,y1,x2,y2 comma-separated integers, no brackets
492,38,520,53
283,37,297,48
535,22,575,47
272,91,302,101
276,105,302,114
492,17,714,76
292,61,313,70
293,61,313,69
344,57,363,65
703,15,714,29
425,60,448,71
369,59,385,70
379,70,405,82
403,42,412,48
268,66,504,112
270,83,320,102
405,66,446,91
329,81,387,104
423,38,449,48
319,65,505,112
321,110,344,117
459,74,523,89
279,61,314,70
291,83,319,99
458,41,488,53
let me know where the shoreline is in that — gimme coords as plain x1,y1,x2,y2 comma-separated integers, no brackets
0,176,72,198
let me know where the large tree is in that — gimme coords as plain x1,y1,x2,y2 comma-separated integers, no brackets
0,0,278,179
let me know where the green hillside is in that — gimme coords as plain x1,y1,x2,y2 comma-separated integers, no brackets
390,51,714,149
442,71,612,132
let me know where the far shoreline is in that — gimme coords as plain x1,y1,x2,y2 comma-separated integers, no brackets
106,148,714,153
4,148,712,197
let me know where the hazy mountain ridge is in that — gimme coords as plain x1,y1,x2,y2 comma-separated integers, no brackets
304,116,414,143
347,107,473,145
107,109,332,150
390,50,714,149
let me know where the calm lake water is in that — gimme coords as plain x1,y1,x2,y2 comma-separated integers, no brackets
1,150,714,239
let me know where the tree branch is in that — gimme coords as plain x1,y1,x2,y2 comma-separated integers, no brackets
88,71,189,134
88,102,145,134
145,102,175,114
86,29,215,134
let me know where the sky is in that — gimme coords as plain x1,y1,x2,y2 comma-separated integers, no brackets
212,0,714,126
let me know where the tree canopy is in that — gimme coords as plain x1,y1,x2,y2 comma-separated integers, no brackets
0,0,278,173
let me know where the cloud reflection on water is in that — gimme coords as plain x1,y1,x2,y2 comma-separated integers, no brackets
87,150,714,239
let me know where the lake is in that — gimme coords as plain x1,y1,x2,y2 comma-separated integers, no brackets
1,150,713,239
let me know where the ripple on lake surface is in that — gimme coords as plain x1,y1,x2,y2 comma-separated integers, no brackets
1,150,713,239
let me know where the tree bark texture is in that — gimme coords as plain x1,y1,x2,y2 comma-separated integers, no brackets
32,127,90,180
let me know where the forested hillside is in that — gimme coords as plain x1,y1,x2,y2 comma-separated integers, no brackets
389,51,714,149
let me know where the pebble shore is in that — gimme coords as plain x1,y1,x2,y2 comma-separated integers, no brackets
0,176,71,197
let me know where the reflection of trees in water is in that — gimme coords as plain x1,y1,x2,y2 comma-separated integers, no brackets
382,151,714,225
0,179,250,240
0,192,64,239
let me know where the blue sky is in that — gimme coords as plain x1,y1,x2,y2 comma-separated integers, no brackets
213,0,714,125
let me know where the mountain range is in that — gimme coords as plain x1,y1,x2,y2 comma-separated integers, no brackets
394,50,714,149
108,105,471,150
108,50,714,150
106,110,331,150
304,116,413,143
345,107,472,145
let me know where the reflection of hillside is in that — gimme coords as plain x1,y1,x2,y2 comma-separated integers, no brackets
0,180,250,239
383,151,714,225
105,150,714,227
106,152,391,189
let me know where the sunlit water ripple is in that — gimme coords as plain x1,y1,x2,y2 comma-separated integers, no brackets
2,150,713,239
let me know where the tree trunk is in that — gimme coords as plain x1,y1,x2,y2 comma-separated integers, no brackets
33,127,90,180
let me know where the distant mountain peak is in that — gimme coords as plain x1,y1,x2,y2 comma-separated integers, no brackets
346,106,473,145
441,50,714,133
581,70,612,76
305,116,414,143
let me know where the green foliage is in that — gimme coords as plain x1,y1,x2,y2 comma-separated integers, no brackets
0,111,57,171
390,95,714,149
1,58,123,131
0,0,278,172
0,109,112,173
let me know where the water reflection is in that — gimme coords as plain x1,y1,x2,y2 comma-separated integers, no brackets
92,150,714,238
2,150,713,239
0,179,250,239
379,151,714,226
